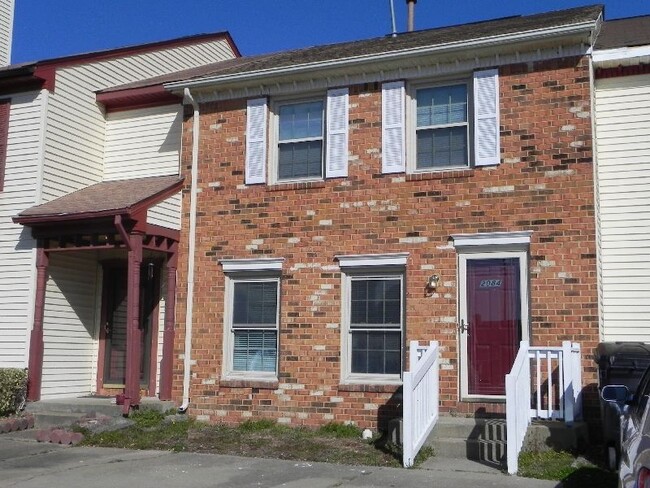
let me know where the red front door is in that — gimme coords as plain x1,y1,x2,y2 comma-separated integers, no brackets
466,258,521,396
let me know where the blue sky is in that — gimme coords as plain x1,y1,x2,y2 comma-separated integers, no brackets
11,1,650,64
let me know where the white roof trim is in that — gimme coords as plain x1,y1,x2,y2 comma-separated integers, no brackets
336,253,409,268
220,258,285,272
593,45,650,65
451,231,533,248
167,21,596,91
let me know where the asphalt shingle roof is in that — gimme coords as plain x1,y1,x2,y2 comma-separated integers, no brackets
595,15,650,49
15,175,183,221
103,4,603,93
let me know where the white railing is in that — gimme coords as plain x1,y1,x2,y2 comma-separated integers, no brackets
402,340,440,468
506,340,532,475
506,340,582,474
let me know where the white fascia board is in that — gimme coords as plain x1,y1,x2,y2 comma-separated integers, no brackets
166,21,596,92
220,258,285,273
592,45,650,65
336,253,409,268
451,231,533,248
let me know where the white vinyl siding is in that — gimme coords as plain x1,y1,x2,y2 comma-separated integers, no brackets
0,90,46,368
595,73,650,342
104,105,182,180
104,105,182,230
41,253,99,398
0,0,14,66
41,38,236,203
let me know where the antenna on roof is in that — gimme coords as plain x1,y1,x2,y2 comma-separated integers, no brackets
389,0,397,37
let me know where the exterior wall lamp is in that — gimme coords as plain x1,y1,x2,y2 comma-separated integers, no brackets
426,274,440,291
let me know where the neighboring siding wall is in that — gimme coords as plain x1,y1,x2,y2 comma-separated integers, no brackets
0,90,45,368
595,73,650,342
104,105,182,229
40,38,236,203
41,252,99,398
0,0,14,65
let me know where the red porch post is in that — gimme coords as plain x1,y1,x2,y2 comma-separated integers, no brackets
158,244,178,400
123,233,143,413
27,247,49,401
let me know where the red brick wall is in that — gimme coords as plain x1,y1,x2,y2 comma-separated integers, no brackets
172,55,598,429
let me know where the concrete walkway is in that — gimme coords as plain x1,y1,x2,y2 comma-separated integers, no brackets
0,432,559,488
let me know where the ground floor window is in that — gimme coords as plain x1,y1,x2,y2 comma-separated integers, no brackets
337,253,408,385
220,258,284,381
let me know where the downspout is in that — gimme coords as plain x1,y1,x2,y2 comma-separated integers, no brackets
588,49,604,342
178,87,200,413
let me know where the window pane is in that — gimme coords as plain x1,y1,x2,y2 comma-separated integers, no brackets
233,330,277,372
278,140,323,180
233,281,277,326
351,331,401,374
416,126,468,168
279,101,323,141
416,85,467,127
351,278,401,326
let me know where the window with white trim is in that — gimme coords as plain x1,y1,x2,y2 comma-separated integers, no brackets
415,83,469,168
349,275,403,376
277,99,324,180
221,258,283,380
381,69,500,174
338,253,407,384
245,88,349,185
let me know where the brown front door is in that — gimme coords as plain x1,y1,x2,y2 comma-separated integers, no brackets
466,258,521,396
99,263,160,390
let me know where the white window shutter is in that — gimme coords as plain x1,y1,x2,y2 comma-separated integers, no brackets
473,69,500,166
245,98,267,184
382,81,405,174
326,88,349,178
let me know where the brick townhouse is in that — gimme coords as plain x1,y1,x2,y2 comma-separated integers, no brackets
157,5,602,429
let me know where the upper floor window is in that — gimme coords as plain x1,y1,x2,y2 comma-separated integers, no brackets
245,89,349,185
415,83,469,169
382,69,500,174
277,100,324,181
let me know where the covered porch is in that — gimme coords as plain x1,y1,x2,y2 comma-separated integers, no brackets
13,176,183,413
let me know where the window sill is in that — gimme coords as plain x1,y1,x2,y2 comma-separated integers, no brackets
338,383,402,393
406,168,474,182
267,180,327,192
220,378,279,389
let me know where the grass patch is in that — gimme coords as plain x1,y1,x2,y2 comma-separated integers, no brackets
518,450,618,488
80,417,428,468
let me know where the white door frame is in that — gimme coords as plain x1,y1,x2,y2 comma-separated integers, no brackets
453,232,531,401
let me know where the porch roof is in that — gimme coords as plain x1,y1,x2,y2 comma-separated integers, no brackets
13,175,184,225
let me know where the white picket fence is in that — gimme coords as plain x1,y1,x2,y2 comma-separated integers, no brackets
505,340,582,474
402,340,440,468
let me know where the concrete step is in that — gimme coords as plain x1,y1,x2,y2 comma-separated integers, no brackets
24,397,175,429
430,416,507,441
430,436,507,467
25,398,123,417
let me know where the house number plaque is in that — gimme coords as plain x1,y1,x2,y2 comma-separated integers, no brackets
479,279,502,288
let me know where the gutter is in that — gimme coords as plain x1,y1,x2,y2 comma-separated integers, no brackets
591,45,650,65
178,87,200,414
166,20,597,91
